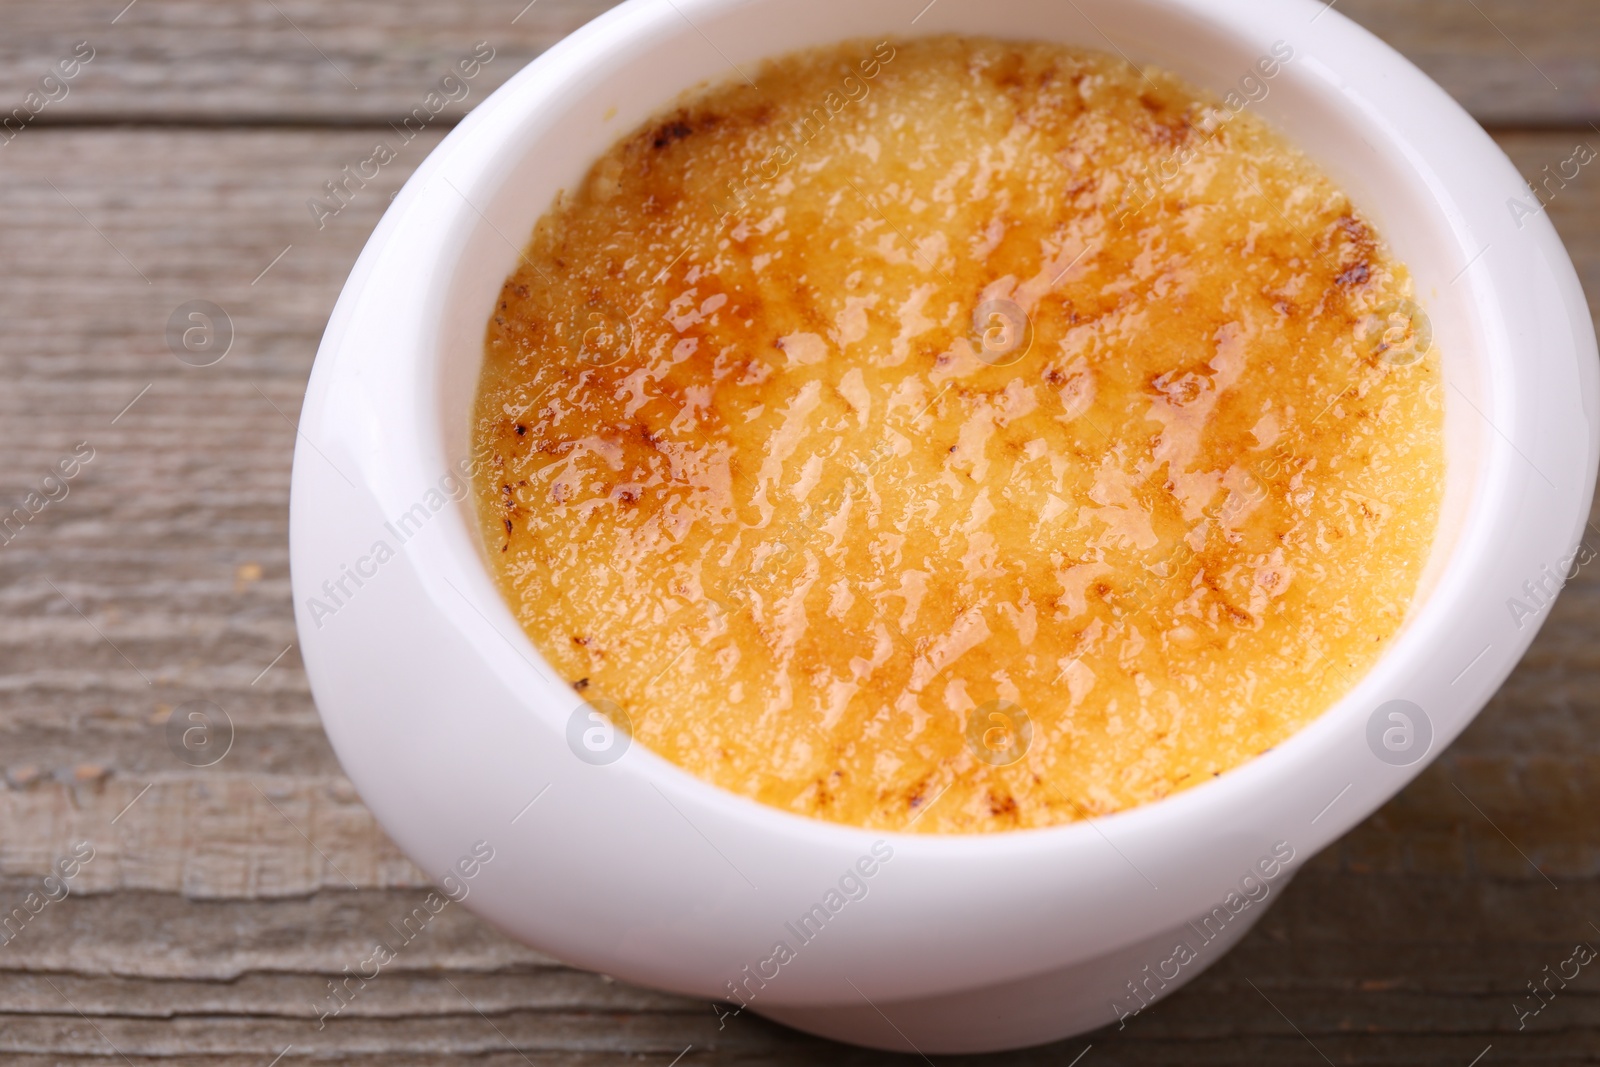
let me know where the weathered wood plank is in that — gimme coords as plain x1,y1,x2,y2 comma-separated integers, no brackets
2,751,1599,896
0,776,440,896
0,0,1594,128
0,876,1594,983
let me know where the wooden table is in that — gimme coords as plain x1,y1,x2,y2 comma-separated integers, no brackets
1,1,1596,1062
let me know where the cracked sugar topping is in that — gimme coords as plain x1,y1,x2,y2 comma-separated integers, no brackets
471,36,1444,833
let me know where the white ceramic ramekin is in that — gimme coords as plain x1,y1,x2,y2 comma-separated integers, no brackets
290,0,1599,1052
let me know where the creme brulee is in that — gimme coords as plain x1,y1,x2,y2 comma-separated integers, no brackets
470,37,1444,834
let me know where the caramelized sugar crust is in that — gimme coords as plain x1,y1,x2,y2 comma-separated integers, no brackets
471,37,1444,833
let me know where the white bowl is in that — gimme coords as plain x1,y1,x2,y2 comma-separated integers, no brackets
290,0,1599,1053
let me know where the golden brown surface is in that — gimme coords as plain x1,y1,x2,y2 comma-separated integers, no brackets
471,36,1444,834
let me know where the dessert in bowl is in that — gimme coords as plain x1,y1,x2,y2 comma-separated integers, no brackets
290,0,1598,1052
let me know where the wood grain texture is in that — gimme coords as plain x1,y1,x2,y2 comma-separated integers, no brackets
0,0,1596,127
0,0,1598,1059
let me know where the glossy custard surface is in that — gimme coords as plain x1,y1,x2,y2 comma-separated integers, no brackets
471,37,1444,833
